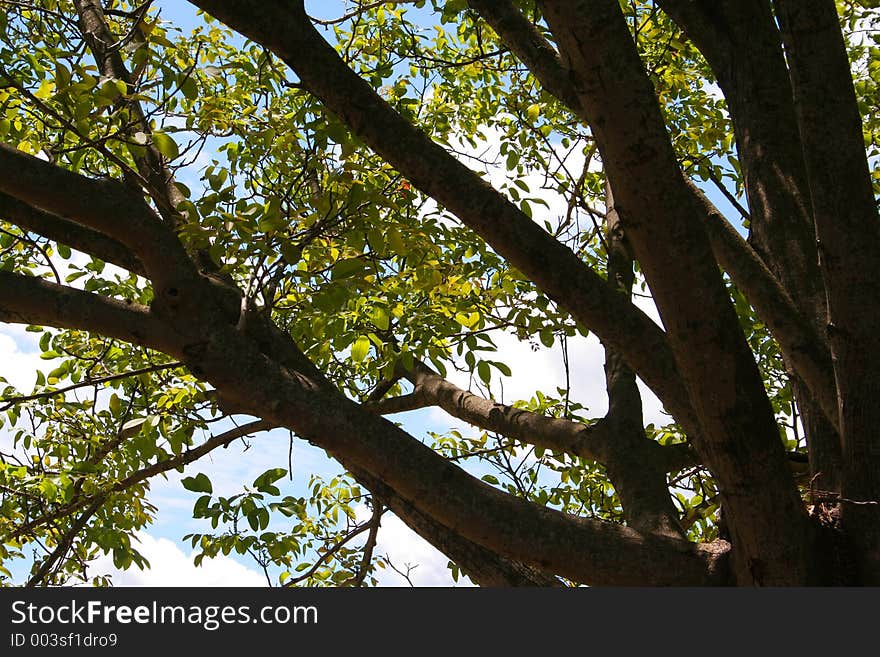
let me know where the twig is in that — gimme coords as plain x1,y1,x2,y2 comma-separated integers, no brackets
1,420,270,544
311,0,419,26
342,499,383,587
25,497,104,587
283,520,375,587
0,361,182,412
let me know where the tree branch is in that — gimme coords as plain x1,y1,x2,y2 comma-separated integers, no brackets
2,420,270,545
347,465,566,586
466,0,580,110
656,0,825,336
775,0,880,582
691,181,838,428
0,361,182,412
185,0,702,447
340,499,383,587
25,497,103,587
0,271,180,354
72,0,190,227
397,360,613,462
538,0,816,584
0,192,145,276
185,322,728,585
364,391,430,416
0,143,194,287
601,181,683,538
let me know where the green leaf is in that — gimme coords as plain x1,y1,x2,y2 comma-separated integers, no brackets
182,472,213,494
369,306,390,331
526,103,541,122
152,132,179,159
120,418,146,437
332,257,364,280
477,360,491,385
33,79,55,99
253,468,287,494
281,242,302,264
351,336,371,362
455,312,480,329
180,75,198,100
39,477,58,500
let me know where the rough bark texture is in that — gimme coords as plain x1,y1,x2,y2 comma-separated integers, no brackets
601,183,684,539
537,0,817,585
774,0,880,583
656,0,841,493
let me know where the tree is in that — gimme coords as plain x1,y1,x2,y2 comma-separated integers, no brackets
0,0,877,587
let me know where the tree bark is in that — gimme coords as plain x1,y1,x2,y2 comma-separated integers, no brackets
656,0,841,490
774,0,880,583
538,0,818,584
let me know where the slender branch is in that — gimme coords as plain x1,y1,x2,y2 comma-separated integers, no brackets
0,361,182,412
391,359,691,473
341,499,383,587
705,168,750,222
283,520,375,587
311,0,419,26
600,181,683,538
73,0,189,226
25,497,104,587
2,420,271,544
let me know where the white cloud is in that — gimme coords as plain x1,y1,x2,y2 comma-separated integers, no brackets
86,533,266,587
0,326,41,392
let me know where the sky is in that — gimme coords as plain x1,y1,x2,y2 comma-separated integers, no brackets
0,0,748,587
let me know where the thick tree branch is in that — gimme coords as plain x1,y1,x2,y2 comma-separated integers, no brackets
0,192,145,276
601,182,683,538
347,465,566,586
537,0,816,584
0,271,180,353
774,0,880,583
656,0,842,494
390,359,689,476
466,0,580,110
691,182,838,428
656,0,824,336
0,143,194,288
185,323,728,586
